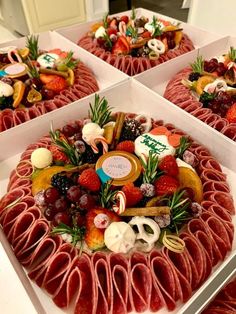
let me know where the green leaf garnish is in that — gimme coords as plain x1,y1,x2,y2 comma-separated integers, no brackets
175,136,191,159
103,12,109,29
89,94,113,127
151,16,163,37
60,51,79,69
228,46,236,62
100,181,117,208
190,55,204,74
103,32,113,48
51,221,86,253
199,91,216,107
26,57,40,78
140,150,161,184
126,25,138,39
131,6,136,20
50,125,82,166
26,35,39,60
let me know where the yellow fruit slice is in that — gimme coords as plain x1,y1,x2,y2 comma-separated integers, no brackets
13,81,26,108
91,22,103,33
18,47,30,59
196,75,215,95
27,88,42,103
178,167,203,203
31,166,76,196
163,25,178,32
163,25,183,46
66,68,74,86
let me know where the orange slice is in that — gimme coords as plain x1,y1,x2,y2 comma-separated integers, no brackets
149,126,171,136
177,167,203,203
91,22,103,33
168,134,182,147
18,47,29,59
13,81,26,108
66,68,75,86
196,76,215,95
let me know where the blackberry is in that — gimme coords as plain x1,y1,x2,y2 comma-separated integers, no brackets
0,96,13,110
120,118,143,142
51,173,74,195
188,72,201,82
82,144,100,164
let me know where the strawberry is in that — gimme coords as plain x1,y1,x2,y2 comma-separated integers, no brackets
154,175,179,196
45,76,67,93
49,145,69,163
85,208,120,250
78,168,101,192
112,36,130,55
159,155,179,177
226,103,236,123
107,28,117,37
122,183,143,207
142,31,151,38
116,140,134,153
120,15,129,24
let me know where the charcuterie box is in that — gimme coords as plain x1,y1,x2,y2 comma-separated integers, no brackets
55,8,220,76
0,31,128,134
0,79,236,313
55,8,221,49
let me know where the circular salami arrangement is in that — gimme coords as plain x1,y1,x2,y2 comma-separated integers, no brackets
0,35,99,132
164,48,236,141
78,10,194,75
0,95,235,313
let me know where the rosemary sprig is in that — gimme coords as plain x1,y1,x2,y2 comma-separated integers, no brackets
228,46,236,62
140,151,160,184
126,25,138,40
100,181,117,208
89,94,113,127
175,136,191,159
131,6,136,20
166,190,191,234
190,55,204,74
103,32,113,48
103,12,109,29
26,57,40,78
151,16,163,37
26,35,39,60
61,51,79,69
50,125,82,166
51,221,86,253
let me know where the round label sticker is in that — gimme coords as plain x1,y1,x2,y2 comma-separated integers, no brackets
37,53,59,68
102,156,132,179
4,63,27,75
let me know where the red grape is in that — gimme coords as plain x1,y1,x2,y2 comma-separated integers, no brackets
62,124,75,137
44,206,56,221
44,187,60,204
53,212,70,226
41,87,55,100
78,194,96,210
53,197,68,212
67,185,81,202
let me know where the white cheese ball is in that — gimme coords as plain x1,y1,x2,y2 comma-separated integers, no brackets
0,81,14,97
31,148,53,169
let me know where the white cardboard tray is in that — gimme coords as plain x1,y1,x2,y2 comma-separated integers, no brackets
0,80,236,314
55,8,221,57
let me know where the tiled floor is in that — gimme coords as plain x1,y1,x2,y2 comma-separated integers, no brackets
0,24,17,44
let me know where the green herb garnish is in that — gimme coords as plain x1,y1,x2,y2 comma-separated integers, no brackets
175,136,191,159
26,35,39,60
26,57,40,78
228,46,236,62
103,12,109,29
126,25,138,39
61,51,79,69
199,91,216,107
167,190,191,234
100,181,117,208
140,150,161,184
190,55,204,74
131,6,136,20
50,125,82,166
89,94,112,127
151,16,163,37
103,32,113,49
51,221,86,253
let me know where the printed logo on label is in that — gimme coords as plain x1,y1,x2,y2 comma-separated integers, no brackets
102,156,132,178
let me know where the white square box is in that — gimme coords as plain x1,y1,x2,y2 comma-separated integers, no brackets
0,31,128,133
55,8,221,75
0,80,235,314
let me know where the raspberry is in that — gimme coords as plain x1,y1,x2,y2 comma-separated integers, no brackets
159,155,179,177
122,183,143,207
116,140,135,153
78,168,101,192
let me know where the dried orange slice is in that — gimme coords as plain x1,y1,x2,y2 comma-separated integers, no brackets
66,68,75,86
18,47,29,59
163,25,183,46
196,75,215,95
27,88,42,103
13,80,26,108
178,166,203,203
91,22,103,33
